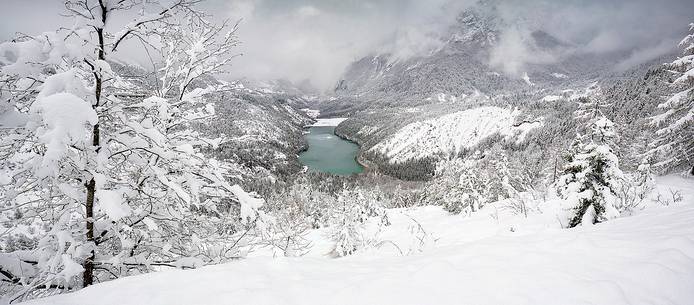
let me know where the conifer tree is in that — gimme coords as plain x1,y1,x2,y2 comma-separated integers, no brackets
650,22,694,175
557,99,624,227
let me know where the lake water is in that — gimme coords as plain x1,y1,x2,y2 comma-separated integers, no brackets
299,126,364,175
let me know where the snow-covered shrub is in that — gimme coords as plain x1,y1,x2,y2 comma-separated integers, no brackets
501,197,532,218
615,161,656,215
328,191,369,257
426,148,531,216
263,181,333,256
655,189,684,207
327,189,388,257
267,179,337,229
403,215,435,255
265,179,390,257
266,196,313,257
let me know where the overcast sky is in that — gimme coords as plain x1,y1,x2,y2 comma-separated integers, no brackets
1,0,692,91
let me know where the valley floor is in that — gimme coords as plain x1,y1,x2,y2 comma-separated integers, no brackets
23,176,694,305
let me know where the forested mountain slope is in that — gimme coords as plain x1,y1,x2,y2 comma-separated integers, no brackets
112,62,315,183
325,0,681,181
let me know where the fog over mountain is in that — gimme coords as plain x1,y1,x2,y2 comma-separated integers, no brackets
1,0,692,90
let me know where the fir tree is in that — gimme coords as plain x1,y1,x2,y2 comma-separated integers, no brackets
557,106,624,227
650,22,694,175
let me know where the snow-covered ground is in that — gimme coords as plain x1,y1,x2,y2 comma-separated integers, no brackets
311,118,348,127
22,175,694,305
371,107,542,162
298,109,346,126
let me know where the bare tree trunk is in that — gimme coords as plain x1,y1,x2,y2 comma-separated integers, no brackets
83,73,101,287
83,178,95,287
83,0,107,288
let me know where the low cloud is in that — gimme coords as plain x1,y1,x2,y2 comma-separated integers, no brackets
489,27,562,76
488,0,692,76
221,0,692,87
1,0,692,90
212,0,476,91
614,38,680,72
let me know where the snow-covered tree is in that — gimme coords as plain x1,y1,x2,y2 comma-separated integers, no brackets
615,159,656,215
327,190,369,257
0,0,265,300
556,115,623,228
437,160,490,215
650,22,694,175
327,188,387,257
427,148,530,216
264,182,322,257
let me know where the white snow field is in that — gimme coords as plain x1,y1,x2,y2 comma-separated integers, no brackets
23,176,694,305
310,117,348,127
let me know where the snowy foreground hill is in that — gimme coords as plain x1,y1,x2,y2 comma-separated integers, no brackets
23,176,694,305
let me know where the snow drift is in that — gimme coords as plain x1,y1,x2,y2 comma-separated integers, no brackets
21,177,694,305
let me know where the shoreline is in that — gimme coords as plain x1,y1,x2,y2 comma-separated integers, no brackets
332,125,372,172
300,119,370,175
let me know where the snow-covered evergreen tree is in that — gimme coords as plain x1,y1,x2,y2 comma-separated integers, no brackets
650,22,694,175
0,0,266,300
557,113,623,228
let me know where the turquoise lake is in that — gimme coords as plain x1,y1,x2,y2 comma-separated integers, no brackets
299,126,364,175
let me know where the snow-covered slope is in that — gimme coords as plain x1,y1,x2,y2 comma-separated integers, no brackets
310,117,348,127
22,176,694,305
198,81,316,181
370,106,541,162
111,61,315,181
